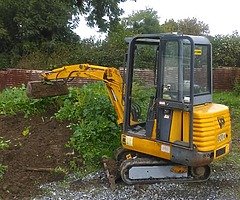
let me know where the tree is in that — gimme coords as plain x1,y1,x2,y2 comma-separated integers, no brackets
161,17,209,35
122,8,162,34
0,0,135,68
211,33,240,67
98,23,134,67
0,0,136,51
0,0,79,54
76,0,136,32
178,17,209,35
161,19,178,33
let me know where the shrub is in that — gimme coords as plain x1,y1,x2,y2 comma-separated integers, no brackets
211,33,240,67
56,83,121,167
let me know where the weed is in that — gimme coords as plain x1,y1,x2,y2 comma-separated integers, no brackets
0,137,10,150
131,82,156,121
55,82,157,172
54,166,68,175
0,164,7,179
69,160,80,172
22,126,31,137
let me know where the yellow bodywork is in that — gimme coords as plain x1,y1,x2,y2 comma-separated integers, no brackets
122,103,231,162
193,103,231,159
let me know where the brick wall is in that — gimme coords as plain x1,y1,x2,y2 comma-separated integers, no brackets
0,69,44,90
0,69,96,90
213,67,240,90
0,67,240,91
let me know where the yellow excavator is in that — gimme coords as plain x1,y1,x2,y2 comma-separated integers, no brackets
27,34,231,187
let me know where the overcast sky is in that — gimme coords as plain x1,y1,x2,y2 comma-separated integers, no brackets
74,0,240,39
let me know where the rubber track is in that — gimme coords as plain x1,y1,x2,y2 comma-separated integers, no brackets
120,157,211,185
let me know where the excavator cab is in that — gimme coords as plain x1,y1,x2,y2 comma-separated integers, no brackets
119,34,231,184
124,34,212,141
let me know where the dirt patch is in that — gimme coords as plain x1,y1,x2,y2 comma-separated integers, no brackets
0,114,78,199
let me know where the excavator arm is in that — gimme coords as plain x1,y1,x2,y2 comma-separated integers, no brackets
27,64,125,125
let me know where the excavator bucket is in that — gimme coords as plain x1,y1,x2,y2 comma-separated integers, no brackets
26,80,69,99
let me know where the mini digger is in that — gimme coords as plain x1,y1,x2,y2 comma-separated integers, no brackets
27,34,231,187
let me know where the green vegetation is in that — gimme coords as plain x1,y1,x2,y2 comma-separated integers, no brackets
53,166,68,175
211,32,240,67
162,17,209,35
0,164,7,179
56,83,121,168
132,82,155,121
233,81,240,95
122,8,163,34
0,0,129,68
0,85,58,117
0,137,10,150
0,1,239,70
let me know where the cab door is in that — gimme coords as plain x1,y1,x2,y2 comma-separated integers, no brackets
156,36,194,146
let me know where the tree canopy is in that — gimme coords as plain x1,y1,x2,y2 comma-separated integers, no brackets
76,0,135,32
0,4,238,70
0,0,79,55
122,8,162,34
0,0,133,68
162,17,210,35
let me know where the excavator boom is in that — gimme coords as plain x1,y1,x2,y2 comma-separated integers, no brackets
27,64,124,124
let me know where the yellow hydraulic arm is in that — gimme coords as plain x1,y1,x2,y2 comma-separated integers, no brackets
35,64,125,125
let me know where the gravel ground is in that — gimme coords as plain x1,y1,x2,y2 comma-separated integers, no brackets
34,164,240,200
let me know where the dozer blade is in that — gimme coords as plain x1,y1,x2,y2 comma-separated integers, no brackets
26,80,69,99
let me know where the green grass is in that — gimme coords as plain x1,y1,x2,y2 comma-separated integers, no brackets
213,91,240,166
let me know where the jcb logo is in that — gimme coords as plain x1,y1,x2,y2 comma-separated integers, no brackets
217,117,225,129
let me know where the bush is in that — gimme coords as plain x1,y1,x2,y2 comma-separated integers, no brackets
56,83,121,167
211,33,240,67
